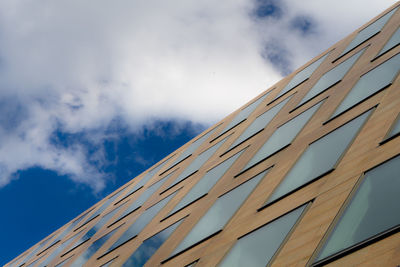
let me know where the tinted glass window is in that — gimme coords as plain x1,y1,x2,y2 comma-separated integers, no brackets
120,156,172,200
218,204,307,267
331,53,400,119
265,110,371,206
228,96,292,151
106,191,178,253
122,218,184,267
274,53,329,100
385,114,400,141
315,154,400,264
340,7,398,56
70,225,123,267
167,136,229,190
169,125,220,167
170,169,270,258
378,27,400,56
115,171,175,223
168,149,245,217
244,100,323,172
297,48,365,108
220,92,271,137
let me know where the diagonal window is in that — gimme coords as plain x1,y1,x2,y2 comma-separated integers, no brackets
122,218,185,267
313,154,400,266
227,95,293,152
166,169,270,260
166,149,245,218
296,48,365,108
272,53,329,101
382,113,400,143
330,53,400,120
218,204,308,267
339,6,398,57
166,136,229,190
243,100,324,173
264,109,372,207
218,91,271,138
377,27,400,57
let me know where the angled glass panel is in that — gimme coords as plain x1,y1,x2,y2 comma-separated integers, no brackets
107,191,179,253
228,95,293,151
218,204,307,267
265,110,372,206
121,156,172,201
115,170,175,223
340,7,398,56
244,100,324,171
170,169,269,258
378,27,400,56
297,48,365,107
315,154,400,264
168,149,245,217
122,218,184,267
100,257,118,267
70,202,127,250
54,255,74,267
274,53,329,100
385,114,400,141
220,92,271,136
70,225,123,267
169,125,220,167
80,186,128,227
38,230,85,267
331,53,400,119
167,136,229,190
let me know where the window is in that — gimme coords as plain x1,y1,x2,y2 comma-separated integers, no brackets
377,27,400,57
296,48,365,109
272,53,329,102
382,113,400,143
339,7,398,57
69,202,127,251
313,154,400,266
166,136,229,190
217,92,272,139
70,225,124,267
166,169,270,260
54,255,74,267
218,204,308,267
166,149,245,218
227,95,293,152
243,100,324,173
105,190,179,254
118,155,173,201
330,53,400,120
100,257,118,267
114,170,176,223
122,218,184,267
16,233,55,267
168,125,221,168
264,109,372,207
39,230,85,267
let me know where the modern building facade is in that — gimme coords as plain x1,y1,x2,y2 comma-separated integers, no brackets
6,2,400,267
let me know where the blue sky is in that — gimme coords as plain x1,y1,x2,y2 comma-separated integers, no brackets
0,0,396,264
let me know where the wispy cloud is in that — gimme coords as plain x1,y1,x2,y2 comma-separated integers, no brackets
0,0,396,190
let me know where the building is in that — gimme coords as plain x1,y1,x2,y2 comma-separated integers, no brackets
6,2,400,267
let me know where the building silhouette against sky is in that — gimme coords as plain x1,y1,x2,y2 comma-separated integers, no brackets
6,2,400,267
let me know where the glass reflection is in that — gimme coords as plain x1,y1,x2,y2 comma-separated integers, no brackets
315,154,400,263
266,110,371,206
70,225,123,267
228,95,293,151
219,204,307,267
378,27,400,56
107,191,178,253
168,149,245,217
170,169,269,258
122,218,184,267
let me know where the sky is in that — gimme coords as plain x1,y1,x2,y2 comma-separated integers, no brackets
0,0,397,265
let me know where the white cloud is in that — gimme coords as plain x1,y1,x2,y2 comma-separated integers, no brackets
0,0,396,190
